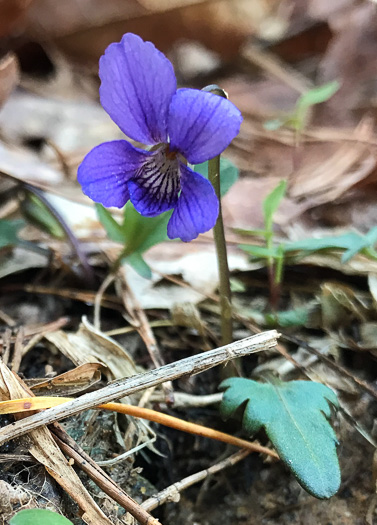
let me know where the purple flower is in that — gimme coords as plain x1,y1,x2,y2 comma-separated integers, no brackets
78,33,242,242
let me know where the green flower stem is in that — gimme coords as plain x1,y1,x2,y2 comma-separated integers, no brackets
208,154,233,345
205,85,233,345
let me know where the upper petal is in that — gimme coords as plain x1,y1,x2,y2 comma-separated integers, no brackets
128,148,180,217
167,164,219,242
168,88,242,164
78,140,149,208
99,33,177,145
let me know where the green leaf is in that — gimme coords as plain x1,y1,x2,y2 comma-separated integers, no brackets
262,180,287,231
123,251,152,279
238,244,281,258
22,193,65,239
96,201,171,277
122,202,170,254
297,81,340,109
10,509,73,525
220,377,340,499
343,225,377,262
0,219,24,248
263,119,284,131
284,232,361,254
264,306,310,327
194,157,239,196
283,228,377,263
96,204,124,243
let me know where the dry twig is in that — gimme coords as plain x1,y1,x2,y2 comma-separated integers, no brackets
142,449,251,512
0,331,279,445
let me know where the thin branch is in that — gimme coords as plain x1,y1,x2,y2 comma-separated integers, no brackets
0,397,279,460
50,423,160,525
142,449,251,512
0,330,279,445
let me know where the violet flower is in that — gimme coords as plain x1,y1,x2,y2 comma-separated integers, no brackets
78,33,242,242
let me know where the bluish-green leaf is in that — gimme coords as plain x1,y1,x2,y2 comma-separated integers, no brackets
220,377,340,499
10,509,73,525
194,157,239,196
0,219,24,248
262,180,287,231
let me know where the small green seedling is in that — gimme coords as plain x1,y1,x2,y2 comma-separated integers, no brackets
220,376,340,499
237,180,287,306
239,178,377,310
10,509,73,525
265,81,340,132
97,158,239,279
240,224,377,269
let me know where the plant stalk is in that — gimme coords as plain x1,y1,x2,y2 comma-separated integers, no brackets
204,85,233,346
208,153,233,345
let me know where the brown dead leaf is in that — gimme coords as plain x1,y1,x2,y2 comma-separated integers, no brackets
45,317,138,380
289,119,377,204
317,3,377,125
0,359,113,525
0,53,19,109
24,0,284,63
30,362,104,396
0,0,33,38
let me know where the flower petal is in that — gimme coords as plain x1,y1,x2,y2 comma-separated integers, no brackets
99,33,177,145
168,88,242,164
128,149,180,216
78,140,149,208
167,164,219,242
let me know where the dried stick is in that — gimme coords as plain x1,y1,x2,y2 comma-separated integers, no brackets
50,423,160,525
142,449,251,512
0,397,278,460
119,272,167,370
0,330,279,445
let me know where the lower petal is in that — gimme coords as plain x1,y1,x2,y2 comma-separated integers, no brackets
128,149,180,216
78,140,148,208
167,164,219,242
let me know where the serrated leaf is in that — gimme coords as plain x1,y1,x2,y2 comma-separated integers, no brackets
194,157,239,196
10,509,73,525
262,180,287,231
0,219,24,248
220,377,340,499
